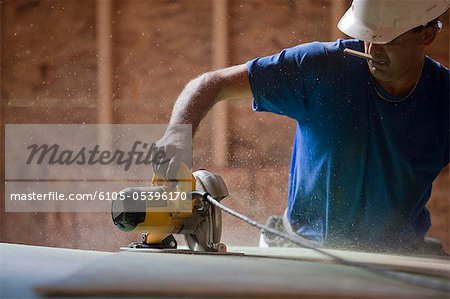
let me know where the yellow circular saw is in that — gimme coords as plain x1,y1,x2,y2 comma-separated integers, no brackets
111,166,228,252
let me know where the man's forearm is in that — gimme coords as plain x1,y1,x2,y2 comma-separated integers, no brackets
168,64,251,135
168,72,221,135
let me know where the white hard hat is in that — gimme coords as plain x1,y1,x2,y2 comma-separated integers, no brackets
338,0,450,44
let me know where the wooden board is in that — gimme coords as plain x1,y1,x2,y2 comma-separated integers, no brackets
236,247,450,279
0,243,110,299
35,248,449,298
119,246,450,278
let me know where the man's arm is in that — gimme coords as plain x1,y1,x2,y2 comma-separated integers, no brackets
153,64,252,177
169,64,252,133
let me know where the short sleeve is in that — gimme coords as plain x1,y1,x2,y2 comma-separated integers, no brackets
246,42,328,120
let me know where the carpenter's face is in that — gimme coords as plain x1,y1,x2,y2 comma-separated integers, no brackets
364,30,425,83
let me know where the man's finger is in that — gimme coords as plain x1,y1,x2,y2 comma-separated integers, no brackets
166,157,181,181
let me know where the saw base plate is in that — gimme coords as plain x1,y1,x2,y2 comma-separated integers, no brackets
120,247,245,256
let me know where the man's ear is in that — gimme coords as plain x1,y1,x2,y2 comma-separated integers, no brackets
422,26,437,46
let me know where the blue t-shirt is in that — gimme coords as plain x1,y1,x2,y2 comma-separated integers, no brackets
246,39,449,249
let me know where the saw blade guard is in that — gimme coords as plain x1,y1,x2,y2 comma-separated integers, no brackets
185,170,228,251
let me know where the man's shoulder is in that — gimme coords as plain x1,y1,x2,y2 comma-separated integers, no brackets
287,39,364,70
426,56,450,73
297,39,363,72
246,39,364,81
322,39,362,51
425,56,450,85
248,39,362,66
290,39,362,54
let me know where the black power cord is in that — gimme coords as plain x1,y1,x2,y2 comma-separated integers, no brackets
190,191,450,293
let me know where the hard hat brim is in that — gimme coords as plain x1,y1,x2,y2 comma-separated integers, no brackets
337,7,393,44
338,1,450,45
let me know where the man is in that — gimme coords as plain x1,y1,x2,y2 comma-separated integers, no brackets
153,0,449,254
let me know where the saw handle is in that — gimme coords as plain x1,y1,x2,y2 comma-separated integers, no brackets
151,162,196,191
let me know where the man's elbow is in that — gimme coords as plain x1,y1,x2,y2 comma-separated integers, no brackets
185,71,224,101
202,65,251,102
184,64,250,103
198,70,225,90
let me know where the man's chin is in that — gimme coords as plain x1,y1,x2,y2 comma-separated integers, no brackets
368,65,391,82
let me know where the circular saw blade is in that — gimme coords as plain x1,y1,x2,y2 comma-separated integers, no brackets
185,205,222,251
186,169,227,252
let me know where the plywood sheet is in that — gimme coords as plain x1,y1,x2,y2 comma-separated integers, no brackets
0,243,110,299
236,247,450,278
36,249,449,298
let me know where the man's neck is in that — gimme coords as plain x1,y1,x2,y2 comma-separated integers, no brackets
375,59,425,98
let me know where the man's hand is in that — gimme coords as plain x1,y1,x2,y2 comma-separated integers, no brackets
152,125,192,179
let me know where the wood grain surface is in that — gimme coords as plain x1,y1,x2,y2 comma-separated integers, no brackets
35,247,450,298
